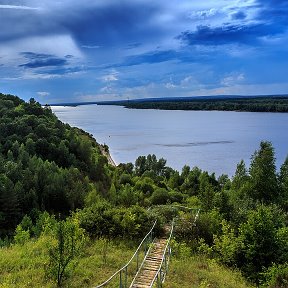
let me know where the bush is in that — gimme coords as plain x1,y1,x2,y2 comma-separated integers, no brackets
14,225,30,245
48,217,86,287
262,263,288,287
119,174,133,185
175,209,223,246
213,220,242,266
78,203,155,240
150,188,169,205
169,191,184,203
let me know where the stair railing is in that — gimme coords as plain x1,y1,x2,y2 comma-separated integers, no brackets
149,219,175,288
94,220,157,288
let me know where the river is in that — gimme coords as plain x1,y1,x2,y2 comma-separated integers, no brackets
52,105,288,177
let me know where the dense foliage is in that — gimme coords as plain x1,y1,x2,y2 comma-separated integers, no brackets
0,93,110,237
1,93,288,287
119,96,288,112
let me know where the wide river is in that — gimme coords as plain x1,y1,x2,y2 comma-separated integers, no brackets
52,105,288,177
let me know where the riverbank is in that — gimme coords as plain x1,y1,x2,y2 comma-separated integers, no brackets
100,145,117,167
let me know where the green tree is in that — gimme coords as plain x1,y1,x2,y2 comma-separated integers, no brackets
48,218,86,287
180,166,201,195
118,184,137,207
199,172,215,211
213,220,242,266
279,156,288,210
134,177,154,196
238,205,283,283
150,188,169,205
0,174,21,236
231,160,249,191
135,156,147,176
249,141,278,203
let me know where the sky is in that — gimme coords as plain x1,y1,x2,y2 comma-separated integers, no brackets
0,0,288,103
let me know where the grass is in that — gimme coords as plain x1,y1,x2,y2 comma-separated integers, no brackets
0,236,139,288
164,254,254,288
0,236,253,288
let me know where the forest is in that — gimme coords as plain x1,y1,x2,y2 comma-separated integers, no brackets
118,96,288,112
0,92,288,287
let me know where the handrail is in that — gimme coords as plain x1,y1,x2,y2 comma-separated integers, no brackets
172,204,201,211
149,219,175,287
149,204,201,212
129,233,156,287
94,220,157,288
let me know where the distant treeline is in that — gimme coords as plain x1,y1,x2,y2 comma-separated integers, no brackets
120,96,288,112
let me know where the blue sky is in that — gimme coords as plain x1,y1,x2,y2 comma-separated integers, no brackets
0,0,288,103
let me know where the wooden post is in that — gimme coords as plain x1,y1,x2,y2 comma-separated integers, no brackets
125,266,128,288
119,269,122,288
136,250,139,271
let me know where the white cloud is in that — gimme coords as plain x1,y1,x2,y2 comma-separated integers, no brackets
0,34,83,66
194,83,288,96
164,76,177,89
100,86,114,93
0,34,84,81
74,92,120,102
162,75,204,91
102,74,118,82
37,91,50,97
164,82,177,89
180,75,200,88
0,5,39,10
64,80,288,102
188,8,219,20
101,70,119,82
81,45,101,49
221,73,245,86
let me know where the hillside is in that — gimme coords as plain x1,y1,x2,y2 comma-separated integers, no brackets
0,93,288,287
0,235,253,288
0,93,111,237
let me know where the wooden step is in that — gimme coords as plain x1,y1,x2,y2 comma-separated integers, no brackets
130,237,169,288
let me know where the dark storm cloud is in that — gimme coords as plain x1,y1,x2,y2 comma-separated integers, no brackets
19,52,67,68
125,43,142,50
177,0,288,47
257,0,288,6
255,0,288,24
36,66,83,75
0,1,167,50
231,11,246,20
0,8,64,42
2,0,288,101
122,50,178,66
105,49,202,68
177,23,285,46
57,2,161,46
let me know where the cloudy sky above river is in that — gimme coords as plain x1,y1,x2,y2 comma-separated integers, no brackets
1,0,288,103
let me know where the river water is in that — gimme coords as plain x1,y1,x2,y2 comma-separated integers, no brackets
52,105,288,177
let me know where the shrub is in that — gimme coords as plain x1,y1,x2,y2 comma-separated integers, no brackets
150,188,169,205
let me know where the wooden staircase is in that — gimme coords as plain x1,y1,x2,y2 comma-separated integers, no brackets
130,237,168,288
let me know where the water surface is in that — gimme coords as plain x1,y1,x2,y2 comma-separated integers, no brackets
52,105,288,176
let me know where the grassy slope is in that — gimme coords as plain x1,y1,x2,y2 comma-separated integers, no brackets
0,238,253,288
0,236,136,288
165,256,254,288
